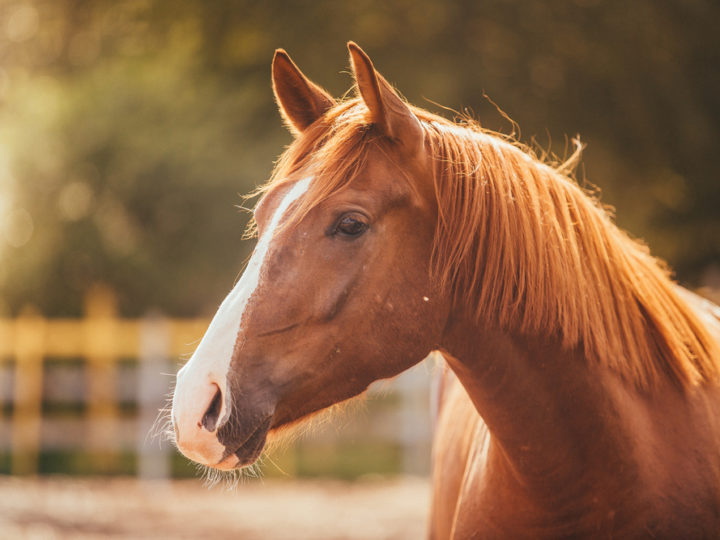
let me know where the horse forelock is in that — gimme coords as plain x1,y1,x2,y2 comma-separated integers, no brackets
252,96,719,391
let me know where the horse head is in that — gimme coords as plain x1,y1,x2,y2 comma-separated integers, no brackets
171,43,449,469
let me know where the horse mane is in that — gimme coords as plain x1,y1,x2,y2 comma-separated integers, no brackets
253,98,720,391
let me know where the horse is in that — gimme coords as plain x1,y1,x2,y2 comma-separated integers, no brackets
170,42,720,538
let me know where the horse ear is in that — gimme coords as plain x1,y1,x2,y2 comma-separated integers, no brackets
272,49,335,135
347,42,423,152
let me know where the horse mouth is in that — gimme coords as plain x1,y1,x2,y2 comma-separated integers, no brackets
221,415,273,469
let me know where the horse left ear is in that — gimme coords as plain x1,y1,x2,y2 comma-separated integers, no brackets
348,42,423,153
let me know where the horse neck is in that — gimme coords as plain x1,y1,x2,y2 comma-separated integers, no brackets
439,316,647,498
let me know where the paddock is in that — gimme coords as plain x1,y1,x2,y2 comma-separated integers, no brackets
0,476,429,540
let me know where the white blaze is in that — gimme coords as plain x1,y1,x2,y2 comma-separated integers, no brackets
172,177,311,462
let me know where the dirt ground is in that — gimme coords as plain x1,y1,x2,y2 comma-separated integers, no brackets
0,476,430,540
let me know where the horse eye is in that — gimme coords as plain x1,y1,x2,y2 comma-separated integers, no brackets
335,214,369,237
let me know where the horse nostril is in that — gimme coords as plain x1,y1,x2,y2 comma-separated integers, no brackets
201,385,223,432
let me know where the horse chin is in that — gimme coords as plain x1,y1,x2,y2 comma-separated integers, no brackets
222,393,363,469
223,415,273,469
264,393,367,450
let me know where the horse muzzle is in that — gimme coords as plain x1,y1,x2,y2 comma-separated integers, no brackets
171,360,235,468
171,360,276,470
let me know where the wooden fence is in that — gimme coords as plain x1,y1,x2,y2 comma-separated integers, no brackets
0,285,434,478
0,285,208,476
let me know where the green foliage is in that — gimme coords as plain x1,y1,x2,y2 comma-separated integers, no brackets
0,0,717,316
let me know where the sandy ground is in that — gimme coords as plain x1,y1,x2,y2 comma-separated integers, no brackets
0,476,430,540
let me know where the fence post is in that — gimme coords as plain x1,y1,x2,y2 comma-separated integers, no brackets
137,312,172,480
397,357,433,475
11,306,45,475
84,284,119,470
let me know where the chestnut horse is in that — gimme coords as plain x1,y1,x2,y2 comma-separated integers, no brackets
171,43,720,537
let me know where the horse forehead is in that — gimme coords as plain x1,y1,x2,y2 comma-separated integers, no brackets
255,145,420,225
254,182,301,228
340,154,417,198
359,142,435,204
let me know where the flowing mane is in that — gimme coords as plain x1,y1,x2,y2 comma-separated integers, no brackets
253,98,720,390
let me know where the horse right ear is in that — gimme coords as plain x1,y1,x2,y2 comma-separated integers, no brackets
347,42,423,155
272,49,335,135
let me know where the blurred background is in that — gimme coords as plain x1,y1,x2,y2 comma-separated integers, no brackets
0,0,718,538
